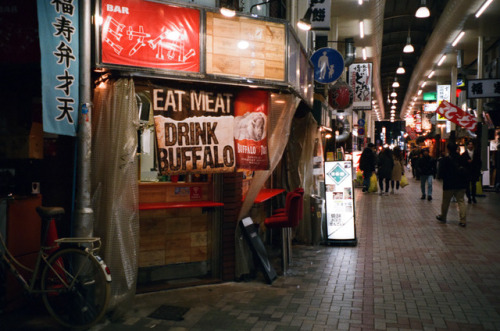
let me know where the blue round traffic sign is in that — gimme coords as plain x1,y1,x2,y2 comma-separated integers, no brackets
358,119,365,126
310,47,345,84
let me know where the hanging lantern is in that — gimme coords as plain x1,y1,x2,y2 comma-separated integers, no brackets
328,80,353,110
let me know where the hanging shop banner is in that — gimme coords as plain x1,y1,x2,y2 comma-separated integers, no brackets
234,90,270,171
308,0,331,30
348,63,372,110
310,48,344,84
37,0,79,136
205,12,285,81
324,161,357,244
100,0,200,72
148,83,236,174
436,100,478,132
467,78,500,99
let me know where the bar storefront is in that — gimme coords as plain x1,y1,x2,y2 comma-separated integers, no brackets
92,0,313,304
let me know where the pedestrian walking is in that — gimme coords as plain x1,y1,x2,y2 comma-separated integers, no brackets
461,140,482,204
409,145,420,179
416,148,436,201
436,142,468,227
377,147,394,195
359,143,377,193
390,146,405,194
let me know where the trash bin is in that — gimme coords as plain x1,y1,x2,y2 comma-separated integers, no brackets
310,194,324,245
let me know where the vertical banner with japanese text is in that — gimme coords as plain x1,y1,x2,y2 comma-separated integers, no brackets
144,83,236,174
348,63,372,110
234,90,270,170
37,0,79,136
100,0,200,72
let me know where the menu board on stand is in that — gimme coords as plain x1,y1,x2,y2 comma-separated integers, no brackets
324,161,357,246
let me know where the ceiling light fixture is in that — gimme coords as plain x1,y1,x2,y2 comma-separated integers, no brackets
391,105,396,109
220,2,236,17
475,0,493,18
418,89,423,95
392,77,400,88
451,31,465,47
362,47,367,60
403,28,414,53
437,54,447,66
297,6,312,31
396,60,405,74
415,0,430,18
421,81,427,88
392,99,398,104
427,71,435,79
359,21,364,38
358,0,363,5
391,90,397,98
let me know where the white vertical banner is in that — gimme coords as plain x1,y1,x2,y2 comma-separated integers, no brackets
348,63,372,110
309,0,331,30
324,161,357,243
437,85,451,121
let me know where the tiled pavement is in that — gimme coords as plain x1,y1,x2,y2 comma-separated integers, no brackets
2,177,500,330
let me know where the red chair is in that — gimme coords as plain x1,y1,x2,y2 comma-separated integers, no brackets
264,192,304,272
273,188,304,217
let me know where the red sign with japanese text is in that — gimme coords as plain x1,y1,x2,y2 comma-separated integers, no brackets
101,0,200,72
436,100,478,131
234,90,270,170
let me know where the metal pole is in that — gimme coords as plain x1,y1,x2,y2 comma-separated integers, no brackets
477,36,488,172
75,0,94,237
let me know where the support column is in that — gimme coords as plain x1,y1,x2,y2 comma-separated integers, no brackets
75,0,94,237
477,36,488,171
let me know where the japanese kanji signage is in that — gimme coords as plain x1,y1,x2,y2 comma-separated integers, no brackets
437,85,451,121
467,79,500,99
38,0,79,136
348,63,372,110
436,100,478,132
309,0,331,30
100,0,200,72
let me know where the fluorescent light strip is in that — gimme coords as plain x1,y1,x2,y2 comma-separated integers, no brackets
475,0,493,18
362,47,367,60
427,71,435,79
451,31,465,47
421,81,427,88
437,54,447,66
359,21,364,38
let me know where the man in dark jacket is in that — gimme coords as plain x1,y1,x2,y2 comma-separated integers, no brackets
359,143,376,192
416,148,436,201
436,142,468,227
461,141,482,204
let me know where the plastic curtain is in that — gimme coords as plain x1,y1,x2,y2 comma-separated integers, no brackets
235,94,300,278
91,78,140,317
290,112,322,244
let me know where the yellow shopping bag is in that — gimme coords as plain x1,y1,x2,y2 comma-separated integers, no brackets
369,173,378,192
400,175,409,188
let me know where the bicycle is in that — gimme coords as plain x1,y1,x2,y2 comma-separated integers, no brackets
0,200,112,329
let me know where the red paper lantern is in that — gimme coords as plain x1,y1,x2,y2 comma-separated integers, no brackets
328,80,354,110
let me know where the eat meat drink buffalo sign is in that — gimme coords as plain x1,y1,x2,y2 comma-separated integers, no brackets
152,84,235,174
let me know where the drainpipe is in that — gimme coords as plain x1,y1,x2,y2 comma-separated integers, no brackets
74,0,94,238
344,38,355,67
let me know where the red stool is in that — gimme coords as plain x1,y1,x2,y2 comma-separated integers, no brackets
264,192,303,272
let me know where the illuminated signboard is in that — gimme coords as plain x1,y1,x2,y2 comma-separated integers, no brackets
100,0,201,72
423,91,437,101
324,161,357,244
205,12,286,81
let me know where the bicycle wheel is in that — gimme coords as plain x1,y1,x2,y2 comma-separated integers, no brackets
41,247,110,329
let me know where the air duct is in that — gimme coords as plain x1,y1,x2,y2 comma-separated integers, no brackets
457,49,464,69
344,38,356,67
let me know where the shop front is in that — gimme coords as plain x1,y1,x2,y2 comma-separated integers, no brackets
91,0,313,303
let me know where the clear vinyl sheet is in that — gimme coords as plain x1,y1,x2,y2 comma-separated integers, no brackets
91,78,140,318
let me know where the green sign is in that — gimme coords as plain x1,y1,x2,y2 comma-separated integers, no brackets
423,91,437,101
